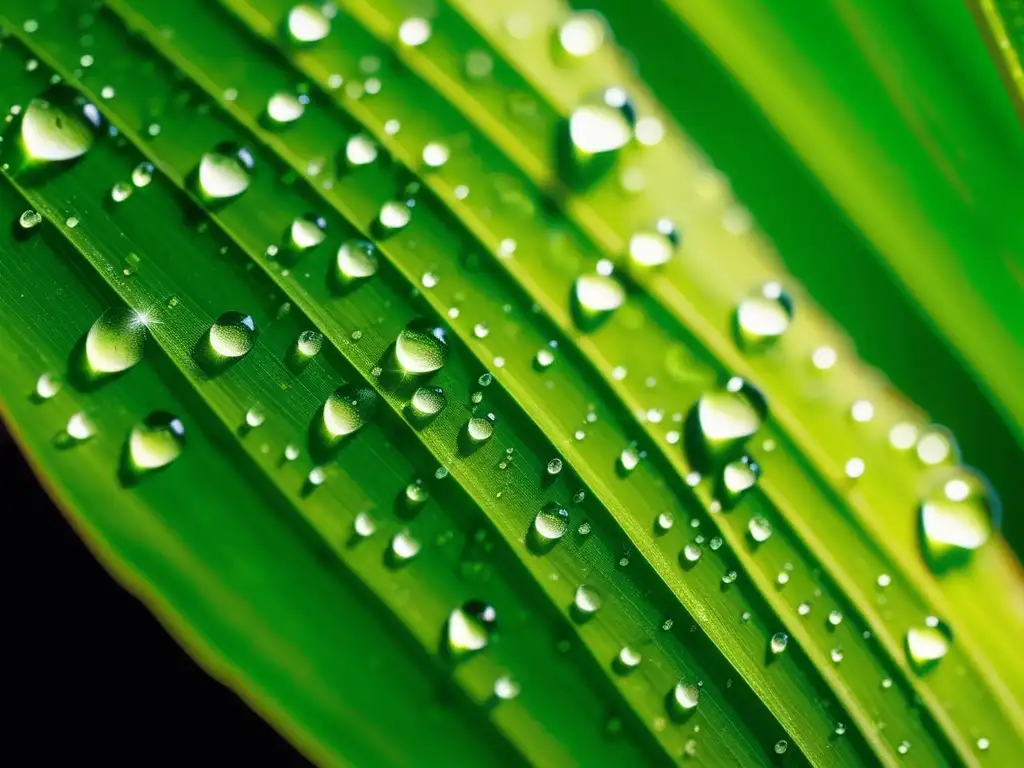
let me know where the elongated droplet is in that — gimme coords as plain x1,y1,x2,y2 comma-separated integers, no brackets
686,377,767,469
197,142,254,201
266,91,305,125
919,467,997,572
323,384,377,438
628,218,679,269
717,455,760,509
735,282,793,350
287,3,330,43
128,411,185,470
410,385,446,416
209,312,257,358
669,682,700,717
906,617,952,673
534,502,570,541
18,92,98,164
289,213,326,251
396,319,449,373
86,307,148,373
447,600,497,656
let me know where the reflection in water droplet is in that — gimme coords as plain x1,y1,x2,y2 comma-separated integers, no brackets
770,632,789,655
534,502,569,542
197,143,254,201
573,585,601,616
35,372,61,400
289,213,327,251
735,282,793,350
287,3,330,43
209,312,257,358
628,219,679,269
86,307,148,374
447,600,497,655
396,319,448,373
266,91,305,125
66,411,95,441
322,384,377,438
336,239,379,280
669,682,699,717
410,385,446,416
748,515,772,543
128,411,185,470
377,200,411,232
919,467,997,572
18,94,97,164
568,87,635,155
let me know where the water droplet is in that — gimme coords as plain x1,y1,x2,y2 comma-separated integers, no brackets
573,273,624,327
655,512,674,533
682,542,702,564
396,319,449,373
131,161,154,187
344,133,378,167
85,307,148,373
669,682,700,717
398,17,431,46
628,219,679,269
208,312,257,358
197,142,254,201
447,600,497,655
110,181,132,203
287,3,330,43
494,675,520,700
472,322,489,339
687,377,767,469
284,443,300,461
35,372,61,399
335,239,379,281
774,740,788,755
735,282,793,349
976,737,989,751
245,406,265,428
18,209,43,231
568,87,635,156
466,414,495,443
717,455,760,509
828,610,843,627
266,91,305,125
353,511,376,538
769,632,789,655
289,213,327,251
845,457,865,478
830,647,844,664
323,384,377,438
405,479,428,507
295,330,323,358
619,442,641,474
556,12,606,60
66,411,95,441
421,141,449,168
721,570,738,585
916,426,958,465
410,385,446,417
897,741,911,755
919,467,997,571
377,200,411,232
308,466,326,486
17,93,97,164
835,722,847,736
573,585,601,616
546,457,563,476
906,617,951,673
534,502,570,542
615,646,642,673
128,411,185,470
388,528,420,563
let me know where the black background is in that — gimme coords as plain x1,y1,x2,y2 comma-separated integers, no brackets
8,425,311,766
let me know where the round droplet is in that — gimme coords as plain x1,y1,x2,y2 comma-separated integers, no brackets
573,585,601,615
389,528,420,562
323,384,377,438
405,480,428,507
770,632,789,655
906,618,951,673
287,3,330,43
669,682,700,717
616,646,642,672
717,455,760,509
774,740,788,755
627,219,679,269
535,347,555,369
289,213,326,251
19,209,43,230
568,87,635,156
128,411,186,470
336,239,379,280
655,512,674,533
266,91,305,125
748,515,773,543
308,466,327,486
377,200,411,232
85,307,148,373
66,411,95,441
398,17,432,46
395,319,449,374
919,467,997,571
546,457,563,476
916,426,958,466
467,414,495,443
574,273,625,316
245,406,265,428
682,542,702,564
344,133,378,167
447,600,497,655
19,94,97,164
284,443,300,461
353,512,376,538
619,442,641,474
296,330,323,358
209,312,257,358
35,372,61,399
556,12,606,60
131,161,154,187
422,141,449,168
110,181,133,203
687,377,768,468
735,282,793,350
197,142,254,201
494,675,520,700
534,502,570,541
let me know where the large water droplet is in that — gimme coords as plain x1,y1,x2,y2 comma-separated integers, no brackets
466,414,495,444
735,282,793,350
196,142,254,201
615,646,642,673
343,133,378,167
289,213,326,251
389,528,421,563
296,329,324,358
336,239,379,281
919,467,997,571
85,307,148,374
35,372,61,400
533,502,570,542
556,12,606,61
769,632,789,655
573,585,601,617
573,273,624,329
208,312,257,358
627,219,679,269
128,411,185,470
266,91,306,125
446,600,497,656
748,515,773,544
717,455,760,509
568,87,635,156
17,92,98,165
669,682,700,718
66,411,96,441
410,385,446,417
686,377,767,470
395,319,449,374
906,617,951,673
323,384,377,438
377,200,411,232
287,3,330,43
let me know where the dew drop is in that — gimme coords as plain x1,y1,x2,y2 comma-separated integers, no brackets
295,330,323,358
628,219,679,269
976,737,989,751
717,455,760,509
389,528,420,562
655,512,674,533
906,618,951,673
398,17,432,47
421,141,449,168
534,502,570,541
336,239,379,280
748,515,772,543
447,600,497,655
619,441,641,474
289,213,327,251
18,93,97,164
128,411,185,470
669,682,700,717
131,161,154,187
828,610,844,627
287,3,330,43
568,87,635,156
395,319,449,373
323,384,377,438
344,133,378,167
307,466,326,486
85,307,148,373
556,11,606,60
919,467,997,571
916,426,957,466
897,741,911,755
35,372,61,399
682,542,702,564
208,312,257,358
19,209,43,231
197,142,254,201
546,457,563,476
687,377,767,468
721,570,738,585
410,385,446,417
266,91,305,124
735,282,793,349
110,181,133,203
573,273,625,325
535,347,555,369
769,632,789,655
66,411,95,441
835,722,847,736
283,443,300,461
405,480,428,507
774,740,788,755
830,647,844,664
466,414,495,443
245,406,265,428
353,511,376,538
573,584,601,615
377,200,411,232
616,646,642,672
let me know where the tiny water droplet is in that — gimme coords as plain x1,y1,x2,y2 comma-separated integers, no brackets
835,722,847,736
295,330,323,358
568,87,635,156
447,600,497,655
323,384,377,438
721,570,738,585
976,737,989,751
619,442,641,474
655,512,674,533
343,133,378,167
546,457,563,475
682,542,702,564
897,741,911,756
86,307,148,373
616,646,642,672
128,411,185,470
19,209,43,230
35,372,61,399
830,647,844,664
287,3,330,43
774,740,788,755
395,319,449,373
717,455,760,509
405,480,428,507
307,466,326,486
398,17,432,46
289,213,326,251
916,426,957,466
245,406,265,428
556,12,606,60
573,585,601,615
828,610,843,627
283,443,300,461
208,312,257,358
769,632,789,655
534,347,555,369
352,511,376,538
735,282,793,349
494,675,520,700
422,141,449,168
906,617,951,673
